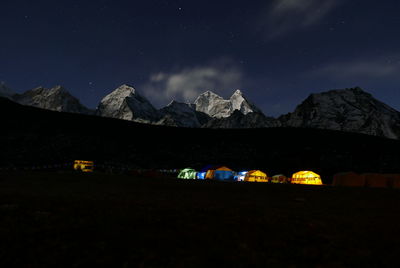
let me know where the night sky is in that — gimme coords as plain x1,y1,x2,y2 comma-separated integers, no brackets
1,0,400,116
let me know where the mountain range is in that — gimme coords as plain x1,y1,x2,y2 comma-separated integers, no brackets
3,82,400,139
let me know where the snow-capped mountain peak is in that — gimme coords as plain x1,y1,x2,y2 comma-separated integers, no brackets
194,90,232,118
193,89,263,118
12,85,91,114
229,89,263,115
280,87,400,139
96,84,160,122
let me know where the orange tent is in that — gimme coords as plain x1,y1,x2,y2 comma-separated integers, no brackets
363,173,390,188
333,172,366,187
385,174,400,189
291,171,322,185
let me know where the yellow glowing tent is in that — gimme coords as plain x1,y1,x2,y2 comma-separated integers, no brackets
244,170,268,182
73,160,94,173
291,171,322,185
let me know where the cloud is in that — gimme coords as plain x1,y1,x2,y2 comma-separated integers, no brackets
142,61,243,107
310,56,400,80
263,0,340,38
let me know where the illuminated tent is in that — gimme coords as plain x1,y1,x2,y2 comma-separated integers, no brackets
386,174,400,189
291,171,322,185
177,168,197,179
235,171,248,182
364,173,390,188
244,170,268,182
197,172,206,180
197,165,216,180
205,166,218,179
206,166,235,181
271,174,289,184
333,172,366,187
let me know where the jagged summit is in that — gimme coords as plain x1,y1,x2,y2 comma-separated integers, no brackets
280,87,400,139
104,84,137,99
232,89,244,95
96,84,160,122
12,85,91,114
229,89,263,116
200,90,222,97
193,89,263,118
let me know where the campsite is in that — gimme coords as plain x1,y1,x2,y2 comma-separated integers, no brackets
3,0,400,266
2,97,400,184
1,171,400,267
2,98,400,266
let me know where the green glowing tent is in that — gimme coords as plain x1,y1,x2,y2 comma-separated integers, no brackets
177,168,197,179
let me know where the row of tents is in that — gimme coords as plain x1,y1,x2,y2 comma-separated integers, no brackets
177,166,323,185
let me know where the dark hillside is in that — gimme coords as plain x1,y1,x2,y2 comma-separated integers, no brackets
1,97,400,183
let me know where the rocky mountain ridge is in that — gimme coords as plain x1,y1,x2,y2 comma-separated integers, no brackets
280,87,400,139
3,81,400,139
12,85,92,114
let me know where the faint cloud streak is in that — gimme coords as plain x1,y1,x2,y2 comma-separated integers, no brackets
142,60,243,106
263,0,341,38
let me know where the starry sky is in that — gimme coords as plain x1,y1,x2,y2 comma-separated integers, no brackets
1,0,400,116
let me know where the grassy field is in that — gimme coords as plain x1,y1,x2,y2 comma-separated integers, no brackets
0,172,400,267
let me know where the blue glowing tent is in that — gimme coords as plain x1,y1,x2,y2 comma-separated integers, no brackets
213,166,235,181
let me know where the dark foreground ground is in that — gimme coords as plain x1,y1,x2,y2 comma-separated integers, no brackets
1,172,400,267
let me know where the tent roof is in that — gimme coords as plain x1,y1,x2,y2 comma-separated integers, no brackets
202,165,233,172
215,166,233,172
180,168,196,172
247,170,267,176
